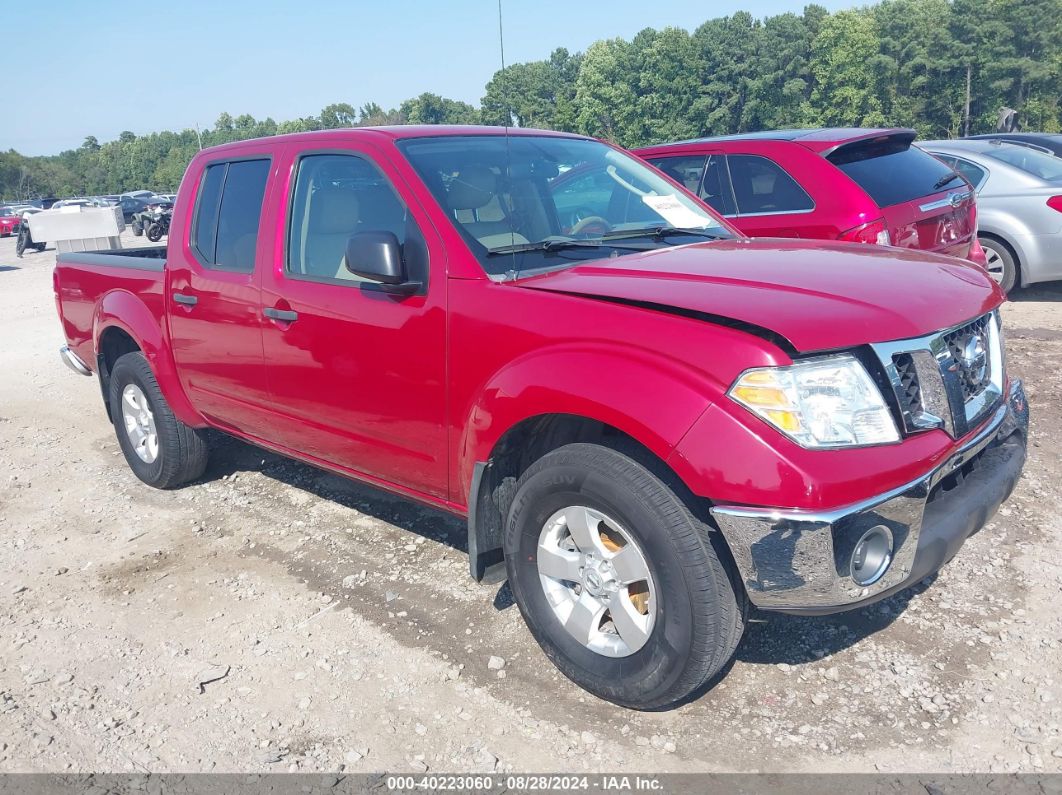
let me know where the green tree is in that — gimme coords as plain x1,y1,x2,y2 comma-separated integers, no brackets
574,38,639,143
319,103,357,128
807,10,888,126
399,93,480,125
481,48,582,129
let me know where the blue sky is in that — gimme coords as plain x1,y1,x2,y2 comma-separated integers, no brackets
5,0,856,156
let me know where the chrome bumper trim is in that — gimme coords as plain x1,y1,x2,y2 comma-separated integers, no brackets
59,345,92,377
710,379,1028,610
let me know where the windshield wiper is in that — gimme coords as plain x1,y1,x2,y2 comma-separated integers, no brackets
933,172,965,190
600,226,729,242
486,238,656,256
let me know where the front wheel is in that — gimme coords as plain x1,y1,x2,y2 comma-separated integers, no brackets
15,228,28,258
146,222,165,242
979,236,1018,293
504,443,746,710
109,352,209,488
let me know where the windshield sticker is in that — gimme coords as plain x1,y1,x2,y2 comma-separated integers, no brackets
641,194,710,229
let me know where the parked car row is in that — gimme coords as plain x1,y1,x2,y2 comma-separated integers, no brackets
632,127,1062,293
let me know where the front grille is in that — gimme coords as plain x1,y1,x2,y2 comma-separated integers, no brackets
873,312,1003,440
942,315,992,401
892,353,923,417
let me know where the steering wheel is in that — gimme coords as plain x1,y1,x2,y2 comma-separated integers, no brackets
569,215,611,237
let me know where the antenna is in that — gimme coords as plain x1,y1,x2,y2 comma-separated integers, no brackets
497,0,507,74
497,0,517,276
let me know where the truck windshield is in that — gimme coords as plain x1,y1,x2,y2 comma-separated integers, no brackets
397,135,729,278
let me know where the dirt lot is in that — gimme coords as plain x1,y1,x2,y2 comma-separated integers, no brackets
0,231,1060,774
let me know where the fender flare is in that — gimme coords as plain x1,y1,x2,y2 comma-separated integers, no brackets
93,290,203,426
458,344,721,579
458,343,721,497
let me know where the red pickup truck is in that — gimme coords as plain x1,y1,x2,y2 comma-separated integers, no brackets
54,126,1028,710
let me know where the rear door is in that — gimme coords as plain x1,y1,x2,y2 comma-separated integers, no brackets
258,142,448,499
722,153,816,238
826,135,975,258
166,155,275,436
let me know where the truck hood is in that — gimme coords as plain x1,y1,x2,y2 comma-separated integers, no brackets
515,238,1003,353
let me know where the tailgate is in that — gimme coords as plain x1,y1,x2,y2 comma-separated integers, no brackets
827,133,976,258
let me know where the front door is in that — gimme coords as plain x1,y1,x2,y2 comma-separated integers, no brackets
259,145,448,499
167,156,275,435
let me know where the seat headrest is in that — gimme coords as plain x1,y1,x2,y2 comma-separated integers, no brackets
447,166,497,211
309,187,360,235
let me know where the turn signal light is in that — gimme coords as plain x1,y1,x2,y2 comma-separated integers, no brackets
1047,196,1062,213
840,218,891,246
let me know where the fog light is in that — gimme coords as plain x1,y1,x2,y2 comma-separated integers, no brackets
850,525,893,586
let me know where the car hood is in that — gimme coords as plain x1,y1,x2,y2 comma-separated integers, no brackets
515,239,1003,353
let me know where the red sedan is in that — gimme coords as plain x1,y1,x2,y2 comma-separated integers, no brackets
634,128,987,266
0,206,21,236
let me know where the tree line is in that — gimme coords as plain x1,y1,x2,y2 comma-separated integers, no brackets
1,0,1058,199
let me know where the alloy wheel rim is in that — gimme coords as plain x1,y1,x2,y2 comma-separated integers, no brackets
536,506,656,658
981,244,1005,284
121,384,159,463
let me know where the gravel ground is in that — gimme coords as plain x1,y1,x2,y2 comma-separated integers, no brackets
0,231,1060,774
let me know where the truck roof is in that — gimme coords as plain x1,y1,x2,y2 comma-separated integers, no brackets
197,125,587,156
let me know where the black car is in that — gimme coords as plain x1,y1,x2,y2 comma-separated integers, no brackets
966,133,1062,158
118,195,173,223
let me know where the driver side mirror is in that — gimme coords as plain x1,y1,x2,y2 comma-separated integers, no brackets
344,231,421,294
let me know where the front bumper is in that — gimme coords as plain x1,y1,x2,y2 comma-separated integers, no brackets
710,379,1029,614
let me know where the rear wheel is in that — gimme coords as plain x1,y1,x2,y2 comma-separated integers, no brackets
504,443,746,710
979,236,1018,293
109,352,208,488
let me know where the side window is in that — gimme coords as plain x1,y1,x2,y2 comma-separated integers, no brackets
192,159,270,272
647,155,707,195
287,153,414,284
952,157,987,189
726,154,814,215
647,154,736,216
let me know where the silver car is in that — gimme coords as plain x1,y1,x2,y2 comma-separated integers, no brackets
921,139,1062,292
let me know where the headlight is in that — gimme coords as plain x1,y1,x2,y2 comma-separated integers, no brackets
728,354,899,448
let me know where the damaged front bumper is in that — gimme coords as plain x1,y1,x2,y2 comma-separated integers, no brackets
710,379,1029,614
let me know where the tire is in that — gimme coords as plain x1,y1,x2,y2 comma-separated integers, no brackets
978,235,1018,294
146,222,164,242
504,443,746,710
132,221,143,237
34,243,46,252
15,229,27,258
108,352,208,489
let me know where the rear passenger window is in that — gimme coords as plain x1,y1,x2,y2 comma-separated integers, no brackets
727,155,814,215
287,154,414,284
192,158,270,273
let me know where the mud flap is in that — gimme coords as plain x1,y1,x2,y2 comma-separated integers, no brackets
468,461,507,584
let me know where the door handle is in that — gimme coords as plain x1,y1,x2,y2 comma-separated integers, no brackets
263,307,298,322
172,293,197,306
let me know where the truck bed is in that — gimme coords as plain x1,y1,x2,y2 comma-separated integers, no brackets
54,246,168,374
61,246,167,270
